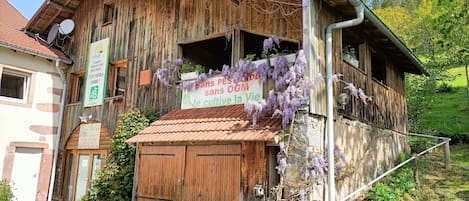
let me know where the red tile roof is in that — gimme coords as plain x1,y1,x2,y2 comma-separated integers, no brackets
127,104,282,143
0,0,71,63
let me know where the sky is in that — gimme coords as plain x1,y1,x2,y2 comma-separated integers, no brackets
8,0,44,20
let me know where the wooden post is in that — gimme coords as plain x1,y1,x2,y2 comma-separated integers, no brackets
465,64,469,108
412,154,419,187
444,140,451,169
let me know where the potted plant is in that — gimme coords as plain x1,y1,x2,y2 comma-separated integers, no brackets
180,63,205,81
342,45,359,67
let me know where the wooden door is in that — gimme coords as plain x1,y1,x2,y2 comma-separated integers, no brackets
183,145,241,201
136,145,185,201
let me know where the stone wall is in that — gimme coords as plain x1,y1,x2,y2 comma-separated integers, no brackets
285,112,409,200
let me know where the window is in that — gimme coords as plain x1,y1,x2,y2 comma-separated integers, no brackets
342,29,364,70
63,150,106,201
107,60,127,97
180,30,299,73
0,68,30,102
103,3,114,25
371,49,387,85
241,30,299,60
70,71,85,103
180,34,232,72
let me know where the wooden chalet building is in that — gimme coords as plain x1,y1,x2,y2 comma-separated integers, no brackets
25,0,428,200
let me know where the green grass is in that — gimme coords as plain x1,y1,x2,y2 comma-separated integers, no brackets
419,65,469,138
367,144,469,201
448,66,468,87
415,145,469,201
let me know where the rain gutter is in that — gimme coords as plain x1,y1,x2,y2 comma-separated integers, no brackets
325,1,364,200
47,59,67,201
0,41,72,64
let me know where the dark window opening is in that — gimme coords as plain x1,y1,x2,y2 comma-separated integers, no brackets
103,3,114,25
267,146,281,198
371,49,386,84
342,29,364,70
0,71,27,99
70,71,85,103
107,61,127,97
242,31,299,60
181,35,232,72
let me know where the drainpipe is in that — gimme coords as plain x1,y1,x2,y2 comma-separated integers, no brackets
325,1,364,200
48,59,67,201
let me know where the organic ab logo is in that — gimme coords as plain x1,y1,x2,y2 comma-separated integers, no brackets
94,44,104,57
89,85,99,100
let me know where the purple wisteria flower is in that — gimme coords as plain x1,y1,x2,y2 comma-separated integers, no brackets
180,81,196,91
197,73,208,83
332,73,343,83
295,50,307,67
207,69,213,77
162,59,170,67
272,35,280,46
256,62,269,83
299,189,306,201
308,155,326,184
276,142,287,174
267,90,277,108
173,58,183,66
233,60,256,84
358,88,368,104
263,37,274,50
345,83,358,98
154,68,170,86
222,64,231,78
244,100,267,125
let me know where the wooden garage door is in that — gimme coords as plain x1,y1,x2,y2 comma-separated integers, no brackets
184,145,241,201
137,146,185,201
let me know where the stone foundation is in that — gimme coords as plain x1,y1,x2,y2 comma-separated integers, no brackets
285,113,409,200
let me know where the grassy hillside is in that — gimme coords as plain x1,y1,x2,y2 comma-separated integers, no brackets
419,65,469,141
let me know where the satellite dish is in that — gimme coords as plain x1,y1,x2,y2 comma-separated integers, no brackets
47,24,59,45
59,19,75,35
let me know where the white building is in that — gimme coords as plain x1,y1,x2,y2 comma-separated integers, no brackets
0,0,71,200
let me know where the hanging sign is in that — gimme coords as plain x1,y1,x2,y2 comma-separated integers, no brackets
78,123,101,149
83,38,110,107
181,74,263,109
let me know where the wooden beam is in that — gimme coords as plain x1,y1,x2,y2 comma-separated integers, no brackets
48,0,75,13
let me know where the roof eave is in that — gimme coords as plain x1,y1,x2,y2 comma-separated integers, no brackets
363,6,430,76
25,0,49,32
0,41,73,64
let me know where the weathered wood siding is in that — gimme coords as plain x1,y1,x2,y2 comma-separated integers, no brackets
334,43,407,133
66,0,181,114
65,0,303,114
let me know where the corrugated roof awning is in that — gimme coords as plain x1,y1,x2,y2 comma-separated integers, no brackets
127,104,282,143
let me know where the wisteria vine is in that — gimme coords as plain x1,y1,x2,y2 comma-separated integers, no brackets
155,35,375,200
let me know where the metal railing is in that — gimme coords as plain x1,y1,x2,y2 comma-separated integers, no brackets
340,133,451,201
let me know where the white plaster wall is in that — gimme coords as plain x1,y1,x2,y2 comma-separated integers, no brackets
0,47,64,177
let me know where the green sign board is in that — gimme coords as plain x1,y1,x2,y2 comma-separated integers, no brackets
83,38,110,107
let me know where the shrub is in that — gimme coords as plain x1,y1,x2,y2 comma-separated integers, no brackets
436,82,453,93
367,152,417,201
0,181,14,201
82,109,152,201
367,183,400,201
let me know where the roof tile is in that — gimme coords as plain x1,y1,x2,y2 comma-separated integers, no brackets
0,0,70,63
128,104,282,143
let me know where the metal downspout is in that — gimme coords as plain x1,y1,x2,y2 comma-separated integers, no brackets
325,1,364,200
48,59,67,201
